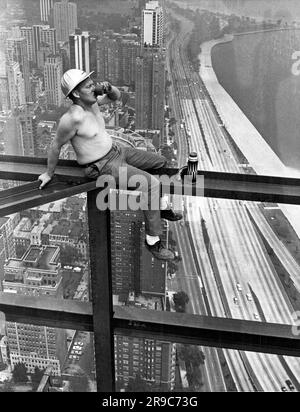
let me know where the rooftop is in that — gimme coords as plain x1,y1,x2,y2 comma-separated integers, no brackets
6,245,60,271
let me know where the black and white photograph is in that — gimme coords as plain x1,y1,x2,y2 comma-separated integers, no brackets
0,0,299,394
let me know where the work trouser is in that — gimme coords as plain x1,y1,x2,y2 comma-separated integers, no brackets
83,143,167,236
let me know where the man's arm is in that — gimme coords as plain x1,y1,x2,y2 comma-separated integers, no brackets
38,114,78,189
96,82,121,106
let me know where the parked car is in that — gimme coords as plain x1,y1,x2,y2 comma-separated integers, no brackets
71,350,82,355
69,355,79,360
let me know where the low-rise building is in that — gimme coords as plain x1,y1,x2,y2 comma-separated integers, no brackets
3,245,66,375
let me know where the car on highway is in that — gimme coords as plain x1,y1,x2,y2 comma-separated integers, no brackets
236,283,243,292
246,293,252,302
286,380,296,391
254,313,259,320
233,297,239,305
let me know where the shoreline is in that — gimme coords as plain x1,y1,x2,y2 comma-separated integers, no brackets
198,33,300,239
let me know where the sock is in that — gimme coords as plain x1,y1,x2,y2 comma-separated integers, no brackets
146,235,160,246
160,195,169,211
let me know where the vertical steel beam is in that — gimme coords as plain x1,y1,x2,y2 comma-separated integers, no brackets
87,189,115,392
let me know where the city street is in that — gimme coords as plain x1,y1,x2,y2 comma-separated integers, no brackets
166,8,300,392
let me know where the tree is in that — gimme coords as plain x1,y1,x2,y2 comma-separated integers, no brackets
174,291,189,306
31,366,45,392
126,375,152,392
0,362,7,372
12,362,28,384
173,291,189,312
60,245,83,265
69,375,90,392
0,381,14,392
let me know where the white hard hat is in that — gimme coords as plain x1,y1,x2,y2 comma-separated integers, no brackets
61,69,94,97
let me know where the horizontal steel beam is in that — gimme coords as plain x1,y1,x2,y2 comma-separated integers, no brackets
0,155,85,182
114,307,300,357
202,174,300,204
0,293,93,331
1,156,300,205
0,294,298,357
0,180,96,217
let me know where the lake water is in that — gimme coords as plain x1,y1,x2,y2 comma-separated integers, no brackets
211,29,300,170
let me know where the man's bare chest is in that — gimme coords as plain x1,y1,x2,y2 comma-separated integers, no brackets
77,111,106,139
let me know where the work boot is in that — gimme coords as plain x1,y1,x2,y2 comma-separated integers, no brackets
161,209,183,222
145,240,175,261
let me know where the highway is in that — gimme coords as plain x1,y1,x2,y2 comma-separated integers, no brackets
166,8,300,392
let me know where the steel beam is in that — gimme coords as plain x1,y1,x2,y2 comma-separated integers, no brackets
0,293,298,357
87,191,115,392
0,292,92,331
114,307,300,357
1,156,300,205
0,180,96,217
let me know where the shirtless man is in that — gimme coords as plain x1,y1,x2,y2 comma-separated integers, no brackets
38,69,182,261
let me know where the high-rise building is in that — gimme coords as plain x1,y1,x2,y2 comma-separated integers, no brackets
0,111,23,156
40,0,54,23
0,214,19,288
38,26,57,68
6,61,26,109
111,210,143,296
96,33,140,86
3,245,67,375
44,55,64,107
0,215,18,261
69,29,91,73
135,48,165,134
20,27,35,63
6,37,31,102
142,0,164,48
23,25,58,68
136,1,166,134
53,0,78,44
120,39,141,86
97,36,119,84
0,76,10,111
16,105,37,157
